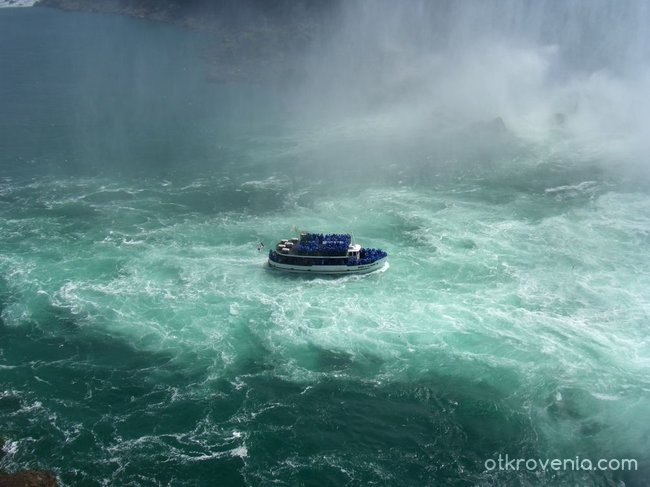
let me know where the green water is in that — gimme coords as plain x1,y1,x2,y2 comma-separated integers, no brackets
1,7,650,486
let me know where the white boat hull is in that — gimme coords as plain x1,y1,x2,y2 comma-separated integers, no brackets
268,257,387,275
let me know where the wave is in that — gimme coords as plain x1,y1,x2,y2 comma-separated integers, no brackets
0,1,36,7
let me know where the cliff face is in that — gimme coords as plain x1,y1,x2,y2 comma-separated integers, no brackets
37,0,337,25
37,0,184,22
36,0,339,82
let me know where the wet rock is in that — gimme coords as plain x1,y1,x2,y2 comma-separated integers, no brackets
472,116,507,134
0,471,57,487
35,0,333,82
553,112,566,126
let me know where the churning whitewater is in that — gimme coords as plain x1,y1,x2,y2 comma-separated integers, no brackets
1,3,650,486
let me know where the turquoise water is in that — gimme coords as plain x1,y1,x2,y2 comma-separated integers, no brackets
2,7,650,486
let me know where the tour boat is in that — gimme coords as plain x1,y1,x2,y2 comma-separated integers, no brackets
268,232,388,274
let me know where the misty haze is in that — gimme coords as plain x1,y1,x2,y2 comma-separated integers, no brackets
0,1,649,485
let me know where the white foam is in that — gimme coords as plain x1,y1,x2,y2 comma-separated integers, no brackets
2,179,649,449
0,0,36,7
230,445,248,459
240,176,289,191
2,440,18,456
544,180,598,194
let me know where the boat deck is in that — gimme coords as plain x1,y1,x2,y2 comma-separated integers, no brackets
268,232,387,273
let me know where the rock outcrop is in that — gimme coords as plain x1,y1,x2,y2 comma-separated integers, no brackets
0,471,57,487
35,0,339,82
36,0,337,26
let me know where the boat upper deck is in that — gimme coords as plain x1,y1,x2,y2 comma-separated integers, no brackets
269,232,387,267
275,233,359,259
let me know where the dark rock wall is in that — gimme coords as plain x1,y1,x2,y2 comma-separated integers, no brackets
35,0,341,82
0,471,57,487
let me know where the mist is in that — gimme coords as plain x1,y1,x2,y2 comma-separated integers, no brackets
284,0,650,177
4,1,650,181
